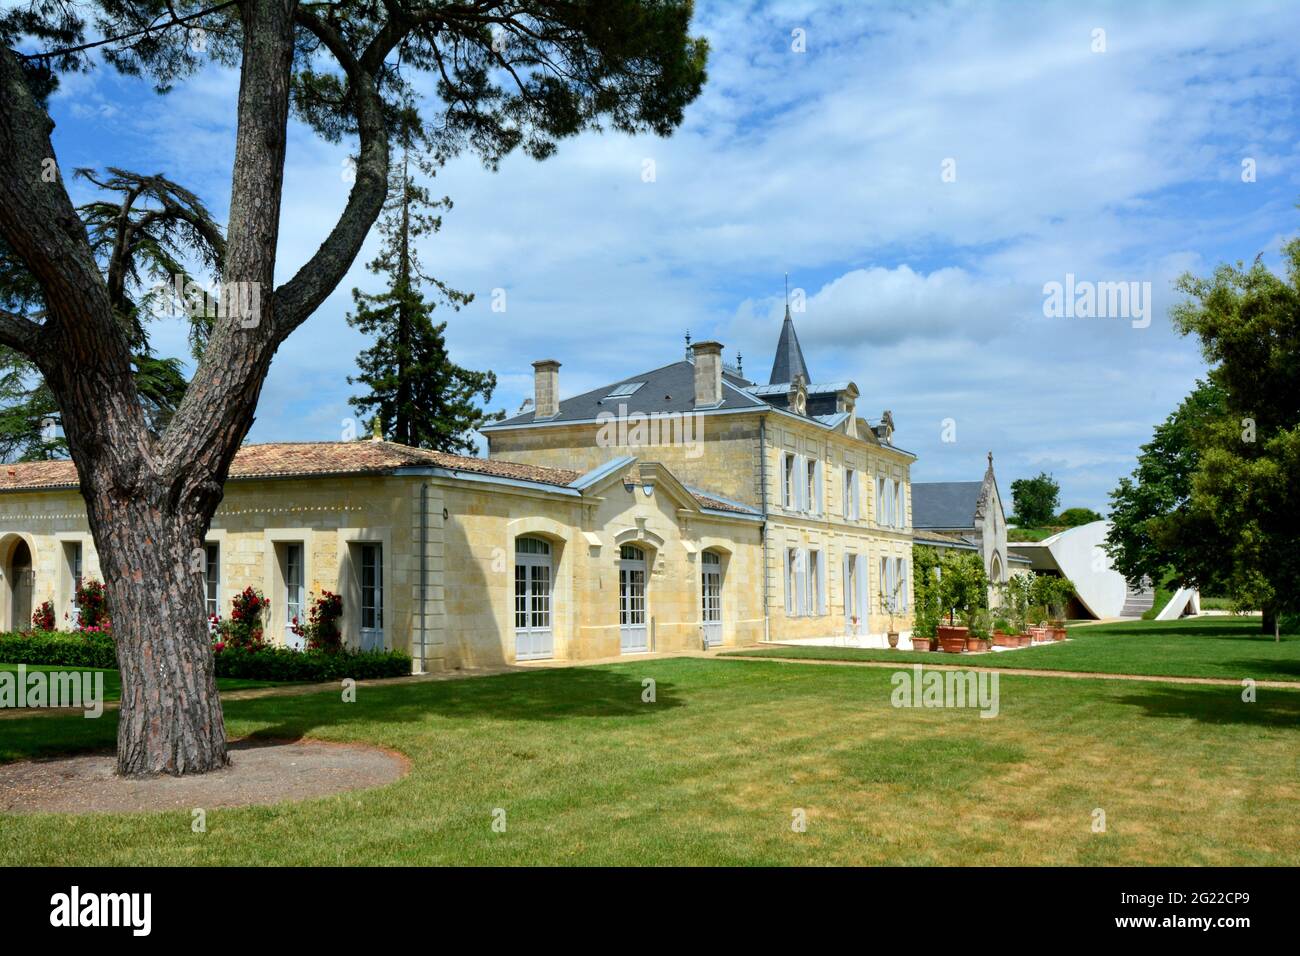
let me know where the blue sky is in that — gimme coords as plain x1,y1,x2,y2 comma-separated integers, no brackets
38,0,1300,513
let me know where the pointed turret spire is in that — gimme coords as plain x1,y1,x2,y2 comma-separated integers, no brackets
768,276,810,385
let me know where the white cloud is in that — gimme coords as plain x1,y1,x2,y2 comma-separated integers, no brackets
37,0,1300,513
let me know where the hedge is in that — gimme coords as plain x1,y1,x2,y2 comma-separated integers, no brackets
0,632,116,669
0,632,411,682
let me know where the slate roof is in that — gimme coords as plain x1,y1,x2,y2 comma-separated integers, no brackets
484,360,767,429
911,480,985,530
768,307,810,384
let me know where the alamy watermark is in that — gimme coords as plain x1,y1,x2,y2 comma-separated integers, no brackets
50,886,150,936
595,404,704,460
1042,273,1151,329
890,664,1000,718
147,274,262,327
0,664,104,718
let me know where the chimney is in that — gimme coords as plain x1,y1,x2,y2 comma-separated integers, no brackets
690,340,723,407
532,359,561,419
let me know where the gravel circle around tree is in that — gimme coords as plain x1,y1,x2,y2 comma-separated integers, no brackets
0,739,409,814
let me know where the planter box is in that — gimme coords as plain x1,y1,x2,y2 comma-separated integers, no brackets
1016,633,1033,647
1052,626,1068,642
910,636,934,652
992,632,1017,648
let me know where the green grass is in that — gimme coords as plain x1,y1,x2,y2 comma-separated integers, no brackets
1007,526,1062,542
0,656,1297,865
1198,596,1242,611
0,662,282,703
724,616,1300,683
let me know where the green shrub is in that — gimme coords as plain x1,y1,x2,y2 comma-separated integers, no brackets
0,631,411,682
213,645,411,681
0,631,117,668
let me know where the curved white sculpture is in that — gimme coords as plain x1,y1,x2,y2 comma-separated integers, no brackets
1037,521,1128,618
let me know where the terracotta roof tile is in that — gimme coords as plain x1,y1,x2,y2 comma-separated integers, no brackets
0,441,582,493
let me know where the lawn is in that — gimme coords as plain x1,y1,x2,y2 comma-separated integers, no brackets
0,662,281,703
0,656,1296,865
724,616,1300,683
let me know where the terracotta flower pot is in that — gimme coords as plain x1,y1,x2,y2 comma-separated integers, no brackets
965,636,984,652
935,626,967,654
1052,626,1068,642
993,632,1017,648
910,635,934,652
1016,633,1032,647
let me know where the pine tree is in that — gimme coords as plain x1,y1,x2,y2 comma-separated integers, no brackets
0,169,222,459
348,129,503,453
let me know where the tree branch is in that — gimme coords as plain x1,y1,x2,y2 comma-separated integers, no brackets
271,6,391,335
0,308,42,352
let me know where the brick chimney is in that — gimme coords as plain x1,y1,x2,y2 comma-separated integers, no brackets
690,340,723,407
532,359,561,419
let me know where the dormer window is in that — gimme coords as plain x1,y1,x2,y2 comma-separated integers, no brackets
605,381,645,400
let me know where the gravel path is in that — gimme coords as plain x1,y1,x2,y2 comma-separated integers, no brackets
0,739,409,814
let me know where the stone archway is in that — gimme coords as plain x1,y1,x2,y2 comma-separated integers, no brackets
2,535,35,631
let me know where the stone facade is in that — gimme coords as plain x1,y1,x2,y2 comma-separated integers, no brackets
485,325,917,641
0,445,763,672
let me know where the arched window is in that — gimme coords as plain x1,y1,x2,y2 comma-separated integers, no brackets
514,537,553,660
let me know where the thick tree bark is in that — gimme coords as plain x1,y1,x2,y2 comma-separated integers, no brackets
91,494,227,774
0,2,388,776
1,2,387,776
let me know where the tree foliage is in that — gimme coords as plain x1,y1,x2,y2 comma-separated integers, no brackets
1010,471,1060,526
0,1,708,773
1107,238,1300,638
347,128,501,452
1056,507,1102,527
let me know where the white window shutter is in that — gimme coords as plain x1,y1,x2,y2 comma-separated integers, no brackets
799,549,809,615
815,461,824,515
852,471,861,520
860,552,869,619
900,558,909,611
842,552,850,617
817,551,827,615
784,550,793,613
794,455,805,511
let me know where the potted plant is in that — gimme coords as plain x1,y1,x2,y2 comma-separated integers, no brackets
910,545,942,651
966,608,993,651
1047,577,1075,640
991,615,1016,648
879,588,901,649
935,551,989,653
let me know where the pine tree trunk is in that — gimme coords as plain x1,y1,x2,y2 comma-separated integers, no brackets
88,487,228,776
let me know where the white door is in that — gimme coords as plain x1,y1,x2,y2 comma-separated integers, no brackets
619,544,648,653
514,537,554,661
284,542,305,650
359,543,384,652
701,551,722,647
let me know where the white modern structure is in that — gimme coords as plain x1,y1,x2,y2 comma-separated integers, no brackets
1008,520,1195,620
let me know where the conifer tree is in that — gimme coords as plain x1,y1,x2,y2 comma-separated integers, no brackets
348,129,503,452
